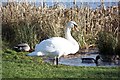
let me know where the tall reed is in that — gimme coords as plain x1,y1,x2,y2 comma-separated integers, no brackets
2,2,119,50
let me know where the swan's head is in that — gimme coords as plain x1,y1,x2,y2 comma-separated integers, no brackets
66,21,78,31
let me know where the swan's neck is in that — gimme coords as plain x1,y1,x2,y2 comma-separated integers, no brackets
65,28,79,51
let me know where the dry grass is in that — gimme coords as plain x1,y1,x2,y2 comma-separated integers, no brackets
2,2,119,49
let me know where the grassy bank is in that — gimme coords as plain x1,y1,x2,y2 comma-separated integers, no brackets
2,49,120,78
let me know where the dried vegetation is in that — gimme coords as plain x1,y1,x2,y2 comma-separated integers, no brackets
2,2,120,55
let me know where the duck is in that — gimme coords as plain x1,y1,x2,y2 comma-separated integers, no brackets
81,54,102,66
14,43,30,52
27,21,79,65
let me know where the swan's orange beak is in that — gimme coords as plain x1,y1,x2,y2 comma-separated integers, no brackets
73,25,79,31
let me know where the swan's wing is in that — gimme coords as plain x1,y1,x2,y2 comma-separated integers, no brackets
49,37,75,54
35,37,74,54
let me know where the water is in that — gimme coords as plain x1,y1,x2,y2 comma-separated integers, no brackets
2,1,118,10
58,57,119,67
36,2,118,9
59,53,120,67
59,57,97,66
45,53,120,67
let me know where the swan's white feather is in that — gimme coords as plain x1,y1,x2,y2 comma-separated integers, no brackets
31,37,77,56
28,37,78,57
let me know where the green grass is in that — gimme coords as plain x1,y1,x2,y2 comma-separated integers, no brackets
2,49,120,79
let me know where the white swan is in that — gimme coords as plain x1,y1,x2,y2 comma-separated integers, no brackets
27,21,79,65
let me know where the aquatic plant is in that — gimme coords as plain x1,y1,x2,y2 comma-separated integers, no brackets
97,31,116,55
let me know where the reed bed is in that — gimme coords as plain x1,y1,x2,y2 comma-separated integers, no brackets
2,2,119,53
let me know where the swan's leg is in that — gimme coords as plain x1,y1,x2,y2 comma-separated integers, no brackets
54,56,58,65
53,53,62,65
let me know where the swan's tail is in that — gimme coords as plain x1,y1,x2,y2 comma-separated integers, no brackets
27,52,44,56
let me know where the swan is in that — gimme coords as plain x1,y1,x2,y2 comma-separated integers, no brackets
27,21,79,65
